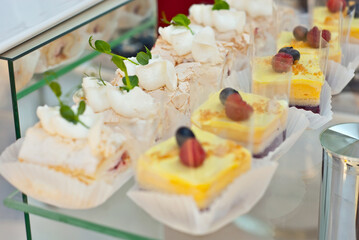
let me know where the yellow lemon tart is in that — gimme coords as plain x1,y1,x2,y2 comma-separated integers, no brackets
191,90,287,157
136,126,251,209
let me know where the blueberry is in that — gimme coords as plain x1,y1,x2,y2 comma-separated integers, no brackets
176,127,195,147
219,88,239,105
278,47,300,63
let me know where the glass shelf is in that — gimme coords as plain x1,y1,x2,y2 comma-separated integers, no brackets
5,110,359,240
0,0,131,61
15,17,156,100
5,179,163,240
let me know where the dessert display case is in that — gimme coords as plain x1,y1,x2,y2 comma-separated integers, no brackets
0,0,157,239
1,0,359,239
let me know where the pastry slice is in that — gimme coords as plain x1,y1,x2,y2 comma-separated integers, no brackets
80,76,161,147
136,126,251,209
191,90,287,158
18,105,131,184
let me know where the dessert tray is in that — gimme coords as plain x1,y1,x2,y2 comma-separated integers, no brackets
2,0,359,237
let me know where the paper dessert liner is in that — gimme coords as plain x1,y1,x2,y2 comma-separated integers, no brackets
342,43,359,67
128,161,278,236
0,139,133,209
328,43,359,95
326,60,355,95
127,109,309,235
290,81,333,130
258,108,309,161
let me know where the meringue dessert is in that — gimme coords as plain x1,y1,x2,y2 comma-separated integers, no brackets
111,54,183,140
81,76,160,146
18,104,131,184
151,16,243,114
136,126,251,209
191,89,287,158
188,3,249,54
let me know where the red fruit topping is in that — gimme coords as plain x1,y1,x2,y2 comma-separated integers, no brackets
225,94,253,121
322,29,331,43
307,26,321,48
327,0,346,13
307,26,331,48
271,52,293,73
179,138,206,168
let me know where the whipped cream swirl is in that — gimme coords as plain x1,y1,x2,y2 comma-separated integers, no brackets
159,24,223,65
227,0,273,17
189,4,246,33
106,86,157,118
82,77,158,119
37,104,97,139
117,55,177,91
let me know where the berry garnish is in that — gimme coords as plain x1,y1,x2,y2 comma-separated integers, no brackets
271,52,293,73
219,87,240,105
176,127,195,147
179,138,206,168
327,0,346,13
307,26,331,48
278,47,300,63
307,26,321,48
293,26,308,41
321,29,331,43
225,93,253,121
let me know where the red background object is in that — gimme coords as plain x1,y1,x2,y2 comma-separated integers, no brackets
157,0,214,28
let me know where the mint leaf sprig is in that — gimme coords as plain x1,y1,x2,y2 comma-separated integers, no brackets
212,0,230,10
136,46,152,65
161,12,194,35
84,64,107,86
48,81,89,128
89,37,152,91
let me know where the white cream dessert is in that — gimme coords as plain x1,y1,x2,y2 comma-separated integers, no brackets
152,23,244,117
112,54,183,139
18,104,131,184
227,0,273,18
188,4,249,51
81,76,160,147
227,0,297,55
154,24,226,65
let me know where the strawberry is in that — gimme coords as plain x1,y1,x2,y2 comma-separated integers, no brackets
322,29,331,43
225,94,253,121
179,138,206,168
307,26,321,48
271,52,293,73
327,0,346,13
